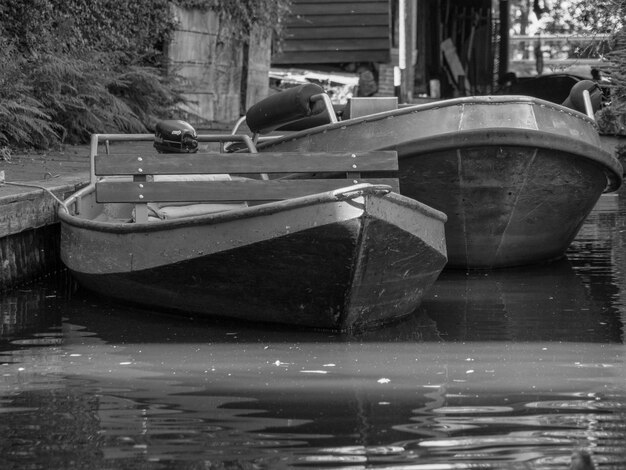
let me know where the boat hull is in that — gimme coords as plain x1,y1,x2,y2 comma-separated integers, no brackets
59,188,447,330
397,132,609,267
257,96,623,268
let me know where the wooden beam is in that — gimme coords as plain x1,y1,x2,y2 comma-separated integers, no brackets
96,178,400,203
95,151,399,176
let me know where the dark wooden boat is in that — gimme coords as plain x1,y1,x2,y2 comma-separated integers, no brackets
242,83,623,268
58,134,447,331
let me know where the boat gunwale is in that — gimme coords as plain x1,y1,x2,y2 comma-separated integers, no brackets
58,184,447,234
258,95,598,145
395,127,623,192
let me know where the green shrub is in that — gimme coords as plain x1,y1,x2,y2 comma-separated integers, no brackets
0,0,292,150
0,39,61,150
25,51,184,144
597,28,626,135
1,0,175,62
30,52,143,143
0,0,179,149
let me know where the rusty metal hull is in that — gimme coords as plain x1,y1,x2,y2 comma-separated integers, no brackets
257,96,623,268
58,187,447,331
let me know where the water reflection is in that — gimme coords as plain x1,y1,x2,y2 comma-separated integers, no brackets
2,193,626,468
0,273,66,341
420,259,623,343
2,318,626,468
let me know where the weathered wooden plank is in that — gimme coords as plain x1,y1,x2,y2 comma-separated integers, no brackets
290,2,388,15
285,14,389,27
280,39,390,52
286,26,389,39
168,4,245,125
273,50,391,64
94,151,398,175
273,0,390,65
246,25,271,110
96,178,399,203
290,0,383,3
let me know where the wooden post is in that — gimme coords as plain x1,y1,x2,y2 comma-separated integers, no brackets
133,175,148,223
398,0,406,102
498,0,510,83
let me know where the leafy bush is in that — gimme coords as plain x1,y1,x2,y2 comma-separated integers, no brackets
25,51,184,144
0,0,180,150
0,0,292,152
1,0,176,63
597,27,626,135
0,39,61,150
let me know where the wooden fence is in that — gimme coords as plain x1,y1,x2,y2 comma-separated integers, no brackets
167,5,271,128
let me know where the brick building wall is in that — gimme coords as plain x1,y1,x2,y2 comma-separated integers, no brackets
375,64,397,97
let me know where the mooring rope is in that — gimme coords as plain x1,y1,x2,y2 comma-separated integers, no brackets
1,180,69,211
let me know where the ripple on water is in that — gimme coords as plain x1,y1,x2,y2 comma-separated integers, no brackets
432,406,515,414
526,399,626,410
10,337,64,346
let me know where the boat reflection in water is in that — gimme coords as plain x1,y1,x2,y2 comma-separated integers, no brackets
419,258,623,343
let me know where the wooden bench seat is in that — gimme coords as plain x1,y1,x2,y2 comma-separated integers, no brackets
94,150,399,222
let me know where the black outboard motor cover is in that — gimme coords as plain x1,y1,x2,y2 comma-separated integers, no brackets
154,120,198,153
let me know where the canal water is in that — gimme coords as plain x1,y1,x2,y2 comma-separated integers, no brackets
2,191,626,469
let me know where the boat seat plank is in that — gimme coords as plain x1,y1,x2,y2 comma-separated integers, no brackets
94,150,399,221
94,151,398,175
96,178,400,204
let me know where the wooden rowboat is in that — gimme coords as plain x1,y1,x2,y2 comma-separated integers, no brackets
58,134,447,331
242,84,623,268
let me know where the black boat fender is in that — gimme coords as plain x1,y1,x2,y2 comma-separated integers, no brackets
562,79,603,116
246,83,329,134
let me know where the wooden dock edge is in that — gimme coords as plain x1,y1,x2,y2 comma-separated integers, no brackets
0,181,87,289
